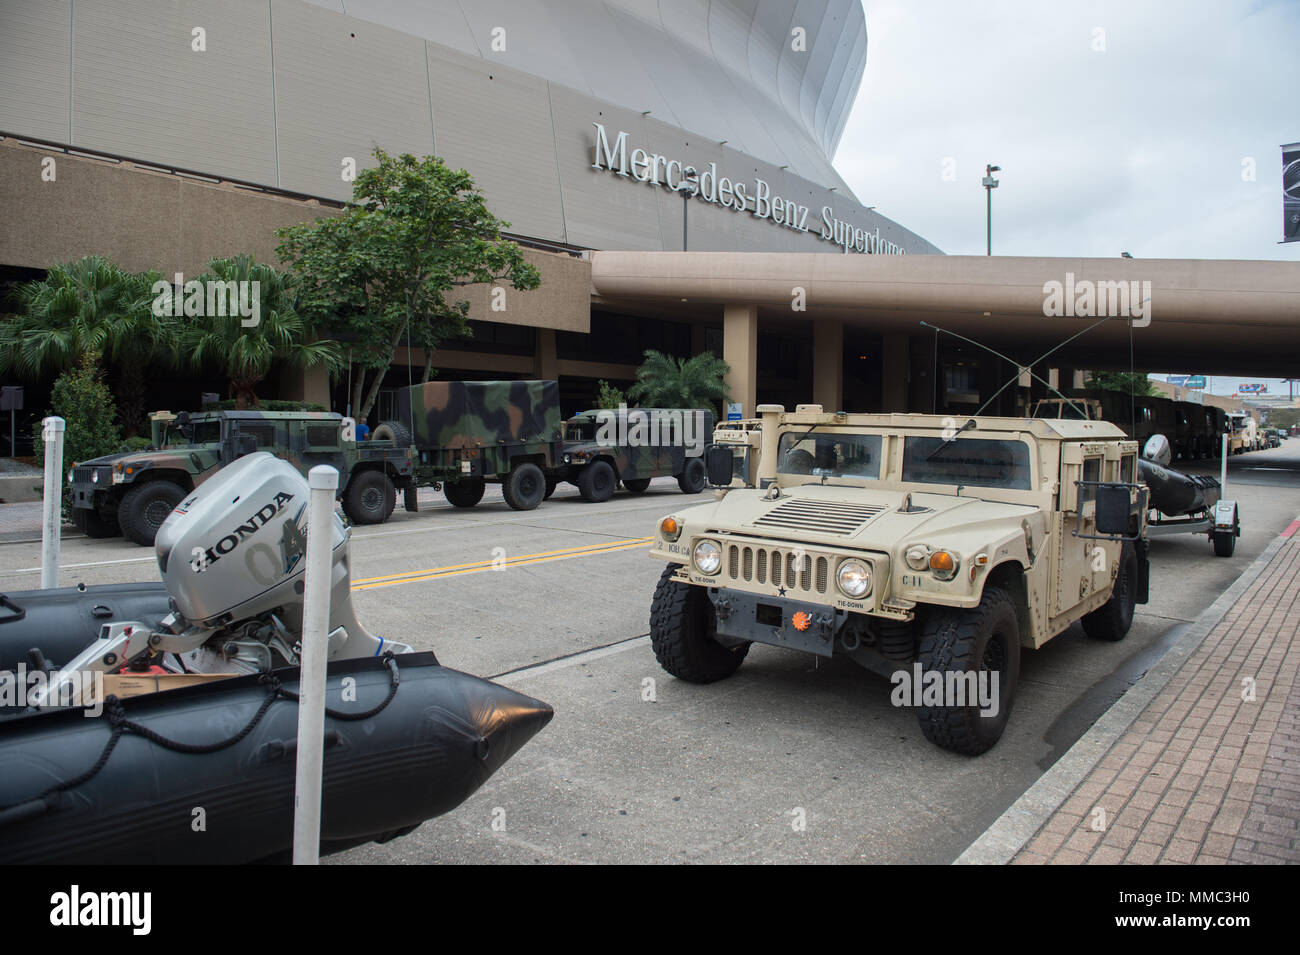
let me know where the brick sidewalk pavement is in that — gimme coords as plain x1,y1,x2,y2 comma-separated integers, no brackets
1011,527,1300,864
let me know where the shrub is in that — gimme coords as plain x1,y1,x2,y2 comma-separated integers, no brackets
33,355,122,511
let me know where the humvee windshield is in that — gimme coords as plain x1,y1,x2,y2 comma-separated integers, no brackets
901,437,1032,490
778,432,882,480
192,421,221,444
1034,401,1089,420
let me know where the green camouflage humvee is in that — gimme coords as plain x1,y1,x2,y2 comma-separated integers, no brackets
70,410,415,545
553,407,716,502
372,379,563,511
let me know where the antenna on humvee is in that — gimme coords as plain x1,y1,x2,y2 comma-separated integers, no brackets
919,316,1115,420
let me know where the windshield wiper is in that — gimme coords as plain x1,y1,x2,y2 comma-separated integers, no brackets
926,418,977,461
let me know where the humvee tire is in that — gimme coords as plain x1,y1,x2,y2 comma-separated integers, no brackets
1081,542,1137,641
444,477,485,508
677,458,707,494
650,563,749,683
622,478,651,494
73,508,119,539
578,460,616,502
371,420,413,445
118,480,186,546
503,462,545,511
916,586,1021,756
343,469,396,525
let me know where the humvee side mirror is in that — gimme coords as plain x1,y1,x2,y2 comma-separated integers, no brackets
1095,484,1131,535
704,444,734,487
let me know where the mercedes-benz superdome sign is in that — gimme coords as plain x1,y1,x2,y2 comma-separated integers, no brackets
1285,142,1300,243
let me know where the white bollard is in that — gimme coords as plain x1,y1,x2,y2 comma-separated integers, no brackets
40,417,65,589
292,464,339,865
1220,433,1228,495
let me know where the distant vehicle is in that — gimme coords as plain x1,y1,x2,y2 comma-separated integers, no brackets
70,410,415,544
554,407,715,502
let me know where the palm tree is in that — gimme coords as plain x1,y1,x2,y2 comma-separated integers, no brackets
180,255,342,408
627,350,731,413
0,256,173,435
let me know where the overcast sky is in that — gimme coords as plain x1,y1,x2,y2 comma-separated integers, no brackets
836,0,1299,262
833,0,1299,391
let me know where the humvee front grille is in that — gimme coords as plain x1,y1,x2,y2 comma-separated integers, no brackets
726,544,830,596
752,499,886,536
73,466,96,482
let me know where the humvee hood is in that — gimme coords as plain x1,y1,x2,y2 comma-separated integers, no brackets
701,484,1038,548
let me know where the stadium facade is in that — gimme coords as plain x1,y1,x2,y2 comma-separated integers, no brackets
0,0,944,421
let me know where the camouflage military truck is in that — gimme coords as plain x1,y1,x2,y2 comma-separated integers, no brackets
552,407,716,502
648,403,1150,755
70,410,416,545
372,379,563,511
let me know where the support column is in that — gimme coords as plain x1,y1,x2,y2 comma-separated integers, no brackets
535,328,558,381
723,303,757,417
882,332,908,412
813,318,843,411
286,362,331,410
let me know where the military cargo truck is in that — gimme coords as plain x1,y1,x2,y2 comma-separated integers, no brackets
553,407,715,502
70,410,415,544
648,404,1149,755
372,379,563,511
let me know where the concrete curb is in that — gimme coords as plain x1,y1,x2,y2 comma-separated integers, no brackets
954,529,1292,865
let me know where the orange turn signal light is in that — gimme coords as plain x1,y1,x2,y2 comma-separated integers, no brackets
791,611,812,632
660,517,681,540
929,551,955,573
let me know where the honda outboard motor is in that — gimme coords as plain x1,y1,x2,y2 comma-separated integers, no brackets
34,454,409,702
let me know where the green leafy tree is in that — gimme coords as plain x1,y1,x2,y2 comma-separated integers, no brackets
179,255,342,409
0,256,173,435
594,379,626,410
1086,371,1156,397
627,350,731,414
34,355,122,510
276,147,541,421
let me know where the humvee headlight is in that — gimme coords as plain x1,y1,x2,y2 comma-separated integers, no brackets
928,550,959,580
904,545,929,571
660,517,682,541
91,470,99,484
67,470,74,484
837,559,872,598
693,538,722,575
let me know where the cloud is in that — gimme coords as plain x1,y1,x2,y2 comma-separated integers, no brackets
837,0,1300,260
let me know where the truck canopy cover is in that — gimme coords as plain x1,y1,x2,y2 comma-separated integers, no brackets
395,379,562,449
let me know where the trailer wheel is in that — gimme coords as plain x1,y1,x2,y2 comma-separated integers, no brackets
444,477,485,508
578,460,616,502
503,462,546,511
544,477,557,499
622,478,651,494
118,481,186,546
1213,511,1238,557
342,470,396,525
677,458,707,494
1081,542,1137,641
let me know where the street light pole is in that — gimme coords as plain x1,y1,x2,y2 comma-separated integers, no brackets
982,164,1001,255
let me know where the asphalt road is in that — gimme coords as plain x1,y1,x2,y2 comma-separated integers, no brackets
2,440,1298,863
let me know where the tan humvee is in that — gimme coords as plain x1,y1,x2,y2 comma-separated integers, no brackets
648,404,1149,755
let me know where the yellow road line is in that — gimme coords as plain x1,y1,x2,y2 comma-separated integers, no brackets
351,537,654,592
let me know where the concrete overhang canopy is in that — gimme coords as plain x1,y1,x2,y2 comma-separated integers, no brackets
589,252,1300,376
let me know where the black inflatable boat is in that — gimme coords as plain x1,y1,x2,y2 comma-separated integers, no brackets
0,652,552,863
